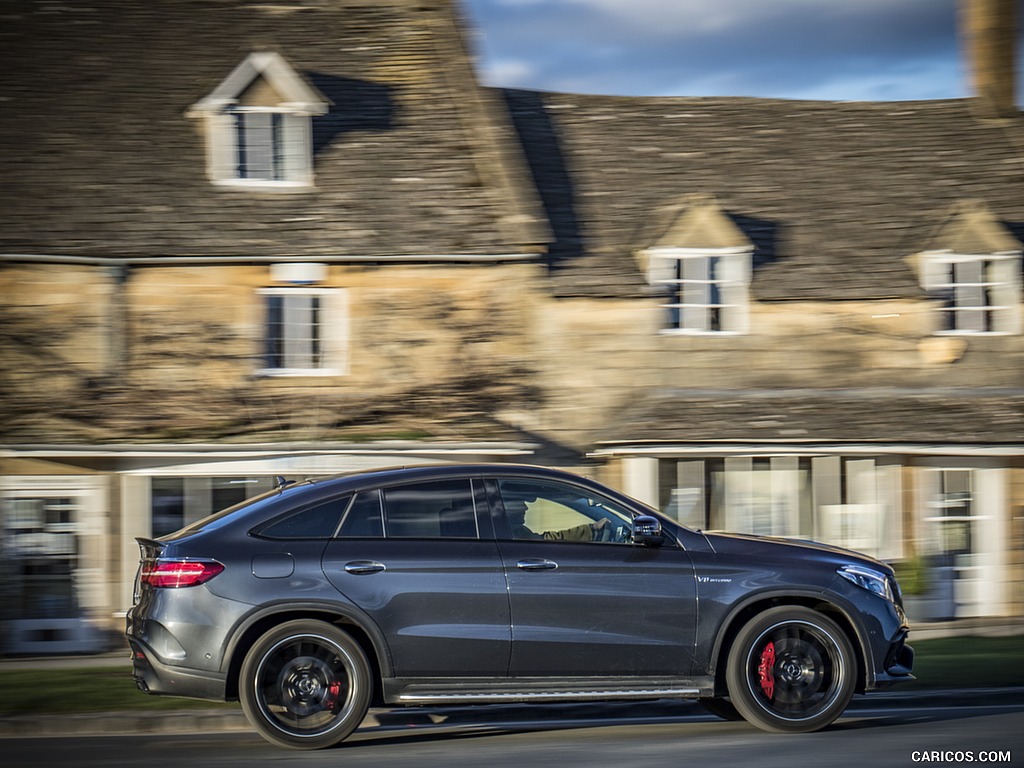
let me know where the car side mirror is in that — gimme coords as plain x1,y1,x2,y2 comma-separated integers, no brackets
632,515,664,547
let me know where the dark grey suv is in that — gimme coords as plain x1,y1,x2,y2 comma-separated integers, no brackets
126,464,913,749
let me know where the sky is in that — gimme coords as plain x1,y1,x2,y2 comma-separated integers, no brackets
462,0,1024,103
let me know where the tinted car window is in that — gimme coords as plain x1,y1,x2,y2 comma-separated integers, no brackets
498,478,634,544
338,490,384,538
255,495,351,539
383,479,478,539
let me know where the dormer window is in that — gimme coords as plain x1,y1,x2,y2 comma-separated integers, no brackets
915,201,1022,335
233,110,290,182
922,254,1021,334
649,247,751,333
188,52,329,188
637,196,754,335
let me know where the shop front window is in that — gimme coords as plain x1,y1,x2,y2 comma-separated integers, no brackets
150,477,278,537
4,497,79,619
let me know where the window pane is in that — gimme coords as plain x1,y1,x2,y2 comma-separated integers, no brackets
152,478,185,537
258,496,349,539
237,112,278,180
658,459,705,529
264,292,325,371
265,294,284,368
383,480,477,539
663,254,734,332
946,259,996,333
282,295,313,368
211,478,250,516
4,498,80,618
338,491,384,538
498,479,632,544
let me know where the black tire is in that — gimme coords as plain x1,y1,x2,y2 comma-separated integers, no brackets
239,620,372,750
698,697,743,721
725,606,856,734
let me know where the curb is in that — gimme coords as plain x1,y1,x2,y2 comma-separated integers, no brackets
3,688,1022,739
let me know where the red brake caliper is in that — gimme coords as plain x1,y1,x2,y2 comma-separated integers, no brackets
324,681,342,711
758,641,776,700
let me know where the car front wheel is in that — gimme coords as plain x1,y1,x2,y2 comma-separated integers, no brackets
725,606,856,734
239,620,372,750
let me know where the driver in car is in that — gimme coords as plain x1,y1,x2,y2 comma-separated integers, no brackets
505,496,609,541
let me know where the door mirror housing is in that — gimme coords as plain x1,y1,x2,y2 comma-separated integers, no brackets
632,515,664,547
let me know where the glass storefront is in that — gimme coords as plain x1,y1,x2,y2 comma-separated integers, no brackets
5,497,80,620
656,456,902,561
649,455,1012,620
149,476,278,536
1,481,108,654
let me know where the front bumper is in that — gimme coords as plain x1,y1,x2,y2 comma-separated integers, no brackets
873,629,915,687
824,576,914,691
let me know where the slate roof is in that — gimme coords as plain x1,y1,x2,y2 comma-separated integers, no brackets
925,199,1024,254
499,90,1024,300
0,2,1022,454
644,194,752,251
599,389,1024,446
3,0,1021,295
0,369,542,447
0,0,547,259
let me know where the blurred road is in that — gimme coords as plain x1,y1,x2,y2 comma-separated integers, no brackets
5,699,1022,768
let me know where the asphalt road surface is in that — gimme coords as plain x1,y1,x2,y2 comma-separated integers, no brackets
6,702,1022,768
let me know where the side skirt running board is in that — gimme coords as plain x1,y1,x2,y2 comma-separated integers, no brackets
382,676,714,706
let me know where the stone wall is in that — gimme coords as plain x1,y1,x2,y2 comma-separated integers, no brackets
2,261,1021,449
527,296,1024,447
0,261,548,444
0,265,115,439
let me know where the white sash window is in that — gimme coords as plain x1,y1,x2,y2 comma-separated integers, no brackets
646,247,752,334
920,252,1021,335
258,287,348,376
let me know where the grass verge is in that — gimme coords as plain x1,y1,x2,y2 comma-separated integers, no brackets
900,635,1024,690
0,666,238,716
1,636,1021,716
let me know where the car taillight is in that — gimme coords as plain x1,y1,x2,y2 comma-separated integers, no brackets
141,560,224,588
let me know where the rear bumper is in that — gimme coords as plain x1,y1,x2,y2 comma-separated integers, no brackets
127,636,227,701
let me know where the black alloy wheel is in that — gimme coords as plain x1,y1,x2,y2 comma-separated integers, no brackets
725,606,856,733
240,620,372,750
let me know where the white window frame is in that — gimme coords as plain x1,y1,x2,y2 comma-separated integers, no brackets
207,107,313,189
918,463,1009,617
919,251,1022,335
257,287,348,377
188,52,327,190
646,246,752,334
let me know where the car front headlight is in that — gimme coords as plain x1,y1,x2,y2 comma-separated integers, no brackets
838,564,897,603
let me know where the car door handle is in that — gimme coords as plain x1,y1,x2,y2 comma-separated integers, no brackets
344,560,386,575
516,558,558,571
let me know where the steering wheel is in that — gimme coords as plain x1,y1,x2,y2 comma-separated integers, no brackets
591,520,629,543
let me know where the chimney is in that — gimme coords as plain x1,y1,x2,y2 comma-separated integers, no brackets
961,0,1018,117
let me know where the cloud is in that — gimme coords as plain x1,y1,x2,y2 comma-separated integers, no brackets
485,58,539,84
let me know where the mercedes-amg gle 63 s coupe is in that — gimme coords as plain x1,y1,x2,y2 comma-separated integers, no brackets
127,464,913,749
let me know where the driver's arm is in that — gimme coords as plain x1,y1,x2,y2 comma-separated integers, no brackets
542,518,607,541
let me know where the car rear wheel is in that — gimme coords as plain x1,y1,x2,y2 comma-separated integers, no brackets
725,606,856,734
240,620,371,750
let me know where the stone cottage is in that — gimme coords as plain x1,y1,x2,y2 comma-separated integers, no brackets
1,0,1021,652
